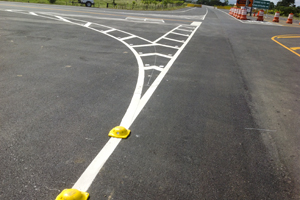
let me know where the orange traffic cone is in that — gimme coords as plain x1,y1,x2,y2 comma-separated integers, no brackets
229,8,234,15
257,10,264,21
240,8,247,20
286,13,293,24
233,8,237,18
253,12,256,17
272,12,280,22
237,9,242,19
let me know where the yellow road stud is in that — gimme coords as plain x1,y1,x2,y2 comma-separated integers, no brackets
108,126,131,139
55,188,89,200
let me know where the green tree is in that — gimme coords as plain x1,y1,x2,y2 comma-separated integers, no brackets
269,2,274,9
276,0,295,7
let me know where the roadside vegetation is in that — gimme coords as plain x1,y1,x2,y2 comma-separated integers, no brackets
0,0,186,10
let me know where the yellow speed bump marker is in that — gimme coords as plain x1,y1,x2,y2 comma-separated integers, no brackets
108,126,131,139
55,189,89,200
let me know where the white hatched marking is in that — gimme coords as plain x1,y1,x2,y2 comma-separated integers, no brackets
131,44,180,49
102,29,116,33
145,18,165,23
163,37,185,43
29,12,37,16
190,21,202,26
140,53,173,59
144,66,164,71
170,32,189,37
120,35,136,41
177,28,193,32
126,17,145,21
55,16,71,22
84,22,92,27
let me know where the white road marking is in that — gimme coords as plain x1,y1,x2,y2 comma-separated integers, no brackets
131,22,202,122
3,9,202,193
120,35,136,41
153,26,182,43
55,16,71,23
162,37,185,43
169,32,189,37
132,43,179,49
84,22,92,27
140,53,173,59
144,65,164,71
29,12,37,16
190,21,202,26
73,138,122,192
102,29,116,33
177,28,193,32
173,7,197,13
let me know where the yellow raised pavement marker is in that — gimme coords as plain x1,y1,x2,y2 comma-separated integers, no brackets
55,189,89,200
108,126,131,139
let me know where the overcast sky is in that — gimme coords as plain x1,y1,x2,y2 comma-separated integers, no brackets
228,0,300,6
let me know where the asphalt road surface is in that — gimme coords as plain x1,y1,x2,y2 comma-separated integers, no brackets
0,2,300,199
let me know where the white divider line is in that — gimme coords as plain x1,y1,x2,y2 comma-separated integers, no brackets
5,9,201,193
153,25,182,43
29,12,37,16
120,35,136,41
177,28,193,32
145,18,165,23
72,138,121,192
131,22,202,123
102,29,116,33
169,32,189,37
131,43,180,49
144,66,164,71
140,53,173,59
55,16,71,23
163,37,185,43
126,17,145,21
202,7,208,20
190,21,202,26
84,22,92,27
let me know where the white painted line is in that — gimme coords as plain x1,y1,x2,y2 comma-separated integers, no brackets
169,32,189,37
176,28,193,32
102,29,116,33
131,22,201,123
163,37,185,43
153,25,182,43
120,35,136,41
144,66,164,71
131,44,180,49
140,53,173,59
145,18,165,23
84,22,92,27
29,12,37,16
202,8,208,20
176,7,196,13
190,21,202,26
126,17,145,21
9,10,201,193
72,138,121,191
55,16,71,23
